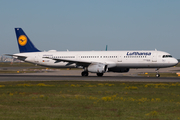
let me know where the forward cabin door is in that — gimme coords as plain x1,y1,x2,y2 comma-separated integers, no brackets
152,53,157,62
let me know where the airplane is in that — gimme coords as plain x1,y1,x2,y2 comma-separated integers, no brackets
6,28,178,77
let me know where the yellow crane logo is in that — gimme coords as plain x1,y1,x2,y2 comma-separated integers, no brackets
18,35,27,46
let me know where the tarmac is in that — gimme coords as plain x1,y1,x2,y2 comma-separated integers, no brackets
0,67,180,82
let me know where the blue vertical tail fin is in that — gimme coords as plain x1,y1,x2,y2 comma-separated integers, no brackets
15,28,41,53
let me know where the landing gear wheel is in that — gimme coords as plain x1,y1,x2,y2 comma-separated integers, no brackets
156,74,160,78
81,71,89,76
155,68,160,78
97,73,103,77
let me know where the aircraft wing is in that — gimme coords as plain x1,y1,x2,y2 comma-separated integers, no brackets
5,54,27,61
43,57,92,67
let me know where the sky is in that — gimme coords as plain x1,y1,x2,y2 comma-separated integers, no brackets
0,0,180,58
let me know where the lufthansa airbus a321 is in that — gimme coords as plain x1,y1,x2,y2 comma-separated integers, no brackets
6,28,178,77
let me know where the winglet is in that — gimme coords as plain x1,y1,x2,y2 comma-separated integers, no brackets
15,28,41,53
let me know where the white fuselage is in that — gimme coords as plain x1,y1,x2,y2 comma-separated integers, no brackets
11,28,178,77
14,50,178,69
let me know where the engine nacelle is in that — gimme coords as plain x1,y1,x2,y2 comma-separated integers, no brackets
108,67,129,73
87,63,107,73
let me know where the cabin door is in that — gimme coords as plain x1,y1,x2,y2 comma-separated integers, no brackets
76,54,81,60
34,54,40,63
152,53,157,62
117,54,122,62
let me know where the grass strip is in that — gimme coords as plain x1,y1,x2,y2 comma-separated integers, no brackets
0,81,180,119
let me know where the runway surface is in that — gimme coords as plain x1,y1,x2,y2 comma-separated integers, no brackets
0,74,180,82
0,67,180,82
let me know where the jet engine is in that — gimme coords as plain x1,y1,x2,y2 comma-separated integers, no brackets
87,63,107,73
108,67,129,73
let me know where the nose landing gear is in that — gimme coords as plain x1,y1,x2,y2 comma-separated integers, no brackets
155,68,160,77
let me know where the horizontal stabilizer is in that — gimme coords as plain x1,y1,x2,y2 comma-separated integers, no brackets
5,54,27,61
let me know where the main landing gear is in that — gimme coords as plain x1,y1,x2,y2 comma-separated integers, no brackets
81,71,104,77
155,68,160,78
81,71,89,76
96,73,103,77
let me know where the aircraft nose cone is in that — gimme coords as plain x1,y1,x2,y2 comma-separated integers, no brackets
173,58,178,66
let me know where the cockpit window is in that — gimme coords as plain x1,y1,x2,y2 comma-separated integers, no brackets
162,55,172,58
